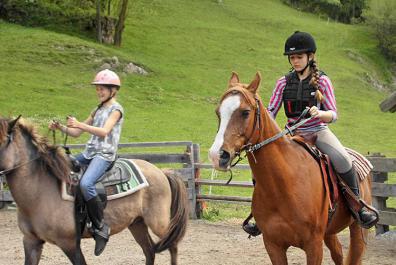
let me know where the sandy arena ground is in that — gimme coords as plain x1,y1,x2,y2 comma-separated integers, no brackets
0,209,395,265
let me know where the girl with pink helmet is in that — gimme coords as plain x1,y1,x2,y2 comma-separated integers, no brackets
49,69,124,256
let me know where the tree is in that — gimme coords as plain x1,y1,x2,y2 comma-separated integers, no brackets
96,0,102,43
114,0,129,47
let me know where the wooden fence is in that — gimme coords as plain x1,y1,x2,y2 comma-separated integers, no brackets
0,141,201,219
195,153,396,235
1,143,395,234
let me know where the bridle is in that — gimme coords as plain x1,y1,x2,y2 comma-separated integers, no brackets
220,88,313,167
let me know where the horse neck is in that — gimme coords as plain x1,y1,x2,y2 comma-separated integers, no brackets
248,100,302,190
257,99,284,143
6,133,59,213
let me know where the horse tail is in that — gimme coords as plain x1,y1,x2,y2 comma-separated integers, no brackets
153,169,189,253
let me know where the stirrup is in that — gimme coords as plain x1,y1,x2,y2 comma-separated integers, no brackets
357,200,379,229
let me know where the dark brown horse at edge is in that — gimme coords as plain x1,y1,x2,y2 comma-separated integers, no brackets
208,72,373,265
0,117,188,265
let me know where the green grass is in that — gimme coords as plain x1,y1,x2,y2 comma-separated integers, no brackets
1,0,395,221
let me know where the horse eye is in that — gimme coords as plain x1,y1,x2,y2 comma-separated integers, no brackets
241,110,250,118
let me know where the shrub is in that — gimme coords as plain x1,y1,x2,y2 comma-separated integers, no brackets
281,0,367,24
365,1,396,62
0,0,97,35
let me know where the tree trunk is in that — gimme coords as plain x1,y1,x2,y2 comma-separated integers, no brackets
114,0,129,47
96,0,102,43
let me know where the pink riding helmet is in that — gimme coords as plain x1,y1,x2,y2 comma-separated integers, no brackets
91,69,121,87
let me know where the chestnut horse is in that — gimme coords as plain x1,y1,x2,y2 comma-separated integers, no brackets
209,72,372,265
0,117,188,265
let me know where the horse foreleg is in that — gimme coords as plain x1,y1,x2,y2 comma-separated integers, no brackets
62,247,87,265
169,245,178,265
128,219,155,265
345,222,366,265
304,239,324,265
23,235,44,265
263,240,288,265
324,234,343,265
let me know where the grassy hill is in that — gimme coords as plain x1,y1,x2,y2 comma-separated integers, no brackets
0,0,395,160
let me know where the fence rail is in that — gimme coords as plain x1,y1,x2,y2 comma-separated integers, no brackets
1,143,395,234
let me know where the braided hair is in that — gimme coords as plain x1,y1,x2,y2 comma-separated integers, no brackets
309,59,324,103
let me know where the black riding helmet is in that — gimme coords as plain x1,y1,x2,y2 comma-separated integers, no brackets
284,31,317,55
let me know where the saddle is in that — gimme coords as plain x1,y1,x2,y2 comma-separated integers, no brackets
292,134,376,224
62,157,149,202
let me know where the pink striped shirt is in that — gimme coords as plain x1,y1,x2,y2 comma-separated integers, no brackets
267,74,337,132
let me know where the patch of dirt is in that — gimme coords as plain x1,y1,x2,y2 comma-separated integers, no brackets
0,210,395,264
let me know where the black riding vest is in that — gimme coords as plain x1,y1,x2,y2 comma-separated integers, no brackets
282,71,325,118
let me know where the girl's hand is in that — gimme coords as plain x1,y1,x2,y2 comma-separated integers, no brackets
309,106,323,119
66,116,80,128
48,120,61,130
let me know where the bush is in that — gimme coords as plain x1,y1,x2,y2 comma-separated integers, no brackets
365,1,396,62
282,0,367,24
0,0,97,35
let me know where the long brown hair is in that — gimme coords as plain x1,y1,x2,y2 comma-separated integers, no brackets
308,55,324,103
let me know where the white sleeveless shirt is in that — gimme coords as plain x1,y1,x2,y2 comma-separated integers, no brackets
83,102,124,161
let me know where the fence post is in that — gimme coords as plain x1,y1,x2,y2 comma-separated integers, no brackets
186,144,197,219
368,152,390,235
193,143,203,218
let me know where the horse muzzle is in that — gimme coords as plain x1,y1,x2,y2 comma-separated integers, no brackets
219,149,231,169
208,148,233,171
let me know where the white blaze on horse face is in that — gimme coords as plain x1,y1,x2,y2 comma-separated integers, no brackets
209,95,241,166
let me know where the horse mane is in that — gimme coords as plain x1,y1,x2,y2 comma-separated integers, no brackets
15,118,71,183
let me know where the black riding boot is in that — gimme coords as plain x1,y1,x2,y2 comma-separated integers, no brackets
86,196,110,256
242,179,262,237
242,213,262,237
339,168,378,229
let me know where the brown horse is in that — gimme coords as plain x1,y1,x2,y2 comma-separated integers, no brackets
208,72,373,265
0,117,188,265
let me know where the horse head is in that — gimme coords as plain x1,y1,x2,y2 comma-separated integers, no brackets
0,116,22,172
208,72,262,170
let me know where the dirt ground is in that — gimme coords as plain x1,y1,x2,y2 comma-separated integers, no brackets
0,209,395,265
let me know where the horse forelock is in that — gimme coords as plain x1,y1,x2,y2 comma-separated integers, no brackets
16,119,71,183
220,86,257,107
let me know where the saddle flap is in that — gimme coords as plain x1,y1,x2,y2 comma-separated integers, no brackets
98,159,132,186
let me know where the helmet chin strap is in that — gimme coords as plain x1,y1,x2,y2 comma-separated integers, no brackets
289,54,313,75
91,88,116,119
100,89,116,105
298,54,313,75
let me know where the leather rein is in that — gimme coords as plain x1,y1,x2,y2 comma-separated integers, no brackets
222,88,313,167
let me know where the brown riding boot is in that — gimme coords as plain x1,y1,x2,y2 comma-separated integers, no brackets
339,168,378,229
86,196,110,256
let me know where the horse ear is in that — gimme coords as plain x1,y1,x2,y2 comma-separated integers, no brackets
228,71,240,88
8,115,22,134
247,72,261,94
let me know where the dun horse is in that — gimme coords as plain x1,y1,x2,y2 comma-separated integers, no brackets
209,72,373,265
0,117,188,265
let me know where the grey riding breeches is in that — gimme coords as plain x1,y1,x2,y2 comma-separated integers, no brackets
314,128,352,174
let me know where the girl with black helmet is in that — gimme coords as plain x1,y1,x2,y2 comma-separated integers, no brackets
274,31,378,227
243,31,377,236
